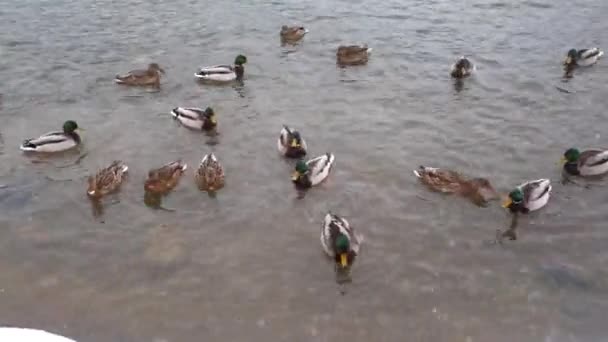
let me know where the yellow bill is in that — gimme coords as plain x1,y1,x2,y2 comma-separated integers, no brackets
290,140,299,148
291,171,299,181
559,156,567,165
210,116,217,124
340,253,348,267
564,57,572,65
502,198,512,208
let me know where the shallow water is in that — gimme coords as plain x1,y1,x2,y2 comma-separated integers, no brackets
1,0,608,341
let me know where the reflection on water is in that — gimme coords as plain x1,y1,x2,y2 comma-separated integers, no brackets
1,0,608,340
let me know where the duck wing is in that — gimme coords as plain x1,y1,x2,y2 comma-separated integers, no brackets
579,149,608,167
307,153,334,175
522,179,550,203
22,131,68,148
197,65,234,75
578,48,602,59
149,161,186,179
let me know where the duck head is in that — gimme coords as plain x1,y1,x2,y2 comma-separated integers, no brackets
87,176,100,198
204,107,217,124
564,49,577,66
502,188,524,213
561,147,581,175
334,234,351,268
62,120,80,134
291,160,309,181
148,63,165,74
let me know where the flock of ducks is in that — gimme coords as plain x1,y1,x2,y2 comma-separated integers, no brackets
16,25,608,279
7,26,608,340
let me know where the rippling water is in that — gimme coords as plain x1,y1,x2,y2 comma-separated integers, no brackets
1,0,608,341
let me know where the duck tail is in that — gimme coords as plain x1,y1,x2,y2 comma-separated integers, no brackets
170,107,180,118
20,140,36,151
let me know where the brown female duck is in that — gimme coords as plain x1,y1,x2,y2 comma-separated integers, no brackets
413,166,498,206
280,25,308,42
336,45,372,66
115,63,165,87
195,153,225,192
144,160,188,194
87,161,129,199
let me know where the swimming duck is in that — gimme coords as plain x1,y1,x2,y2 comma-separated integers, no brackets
450,56,474,78
564,48,604,68
278,125,307,158
336,45,372,66
170,107,217,131
0,327,76,342
413,166,498,206
195,153,225,191
115,63,165,87
20,120,82,153
144,160,188,194
561,148,608,176
87,161,129,199
280,25,308,42
502,179,552,214
194,55,248,82
292,153,335,189
321,212,363,270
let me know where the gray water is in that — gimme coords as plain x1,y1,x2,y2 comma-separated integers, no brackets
1,0,608,341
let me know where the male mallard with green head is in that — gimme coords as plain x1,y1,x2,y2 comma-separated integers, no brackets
502,179,552,214
336,45,372,66
321,212,363,271
278,125,307,158
195,153,225,191
145,160,188,195
87,161,129,199
194,55,248,82
20,120,82,153
115,63,165,87
561,147,608,176
564,48,604,68
291,153,335,189
413,166,498,206
170,107,217,131
280,25,308,42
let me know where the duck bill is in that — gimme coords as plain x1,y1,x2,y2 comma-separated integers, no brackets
559,156,567,165
210,116,217,124
339,253,348,268
564,56,572,65
291,171,300,181
501,198,512,208
290,140,300,148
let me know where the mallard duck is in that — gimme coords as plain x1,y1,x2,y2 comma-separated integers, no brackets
292,153,335,189
502,179,552,214
280,25,308,42
87,161,129,199
20,120,82,153
336,45,372,66
413,166,498,206
170,107,217,131
561,147,608,176
144,160,187,194
564,48,604,68
194,55,248,82
0,327,75,342
450,56,474,78
115,63,165,87
321,212,362,270
195,153,225,191
277,125,307,158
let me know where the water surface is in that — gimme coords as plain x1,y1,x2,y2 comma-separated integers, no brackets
1,0,608,341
